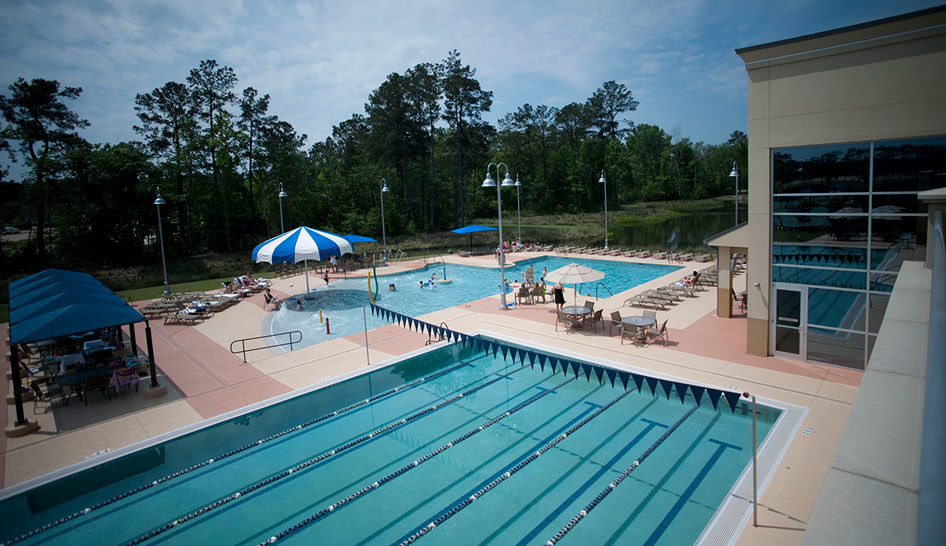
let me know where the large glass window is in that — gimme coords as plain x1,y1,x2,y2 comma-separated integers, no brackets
771,135,941,370
773,144,870,194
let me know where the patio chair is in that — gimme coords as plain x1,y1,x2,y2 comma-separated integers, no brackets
609,311,623,336
620,322,642,345
581,309,602,331
732,288,747,311
583,300,595,312
532,284,548,303
556,311,580,331
82,373,113,406
646,320,670,345
30,378,68,411
642,310,657,321
516,286,533,305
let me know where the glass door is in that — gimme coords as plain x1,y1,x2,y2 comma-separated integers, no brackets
772,284,806,359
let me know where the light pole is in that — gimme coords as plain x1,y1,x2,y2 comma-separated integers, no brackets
598,170,609,250
482,163,516,310
729,161,740,226
515,174,522,247
278,183,288,232
380,178,390,261
154,187,170,296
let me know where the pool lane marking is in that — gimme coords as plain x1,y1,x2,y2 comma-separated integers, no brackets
4,355,492,546
119,363,537,546
391,400,602,545
393,391,639,545
643,439,742,546
255,376,579,545
513,414,668,546
545,403,701,545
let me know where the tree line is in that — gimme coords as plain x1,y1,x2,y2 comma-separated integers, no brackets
1,51,747,271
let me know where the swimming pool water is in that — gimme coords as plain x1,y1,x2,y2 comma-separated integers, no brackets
270,257,682,348
0,340,778,545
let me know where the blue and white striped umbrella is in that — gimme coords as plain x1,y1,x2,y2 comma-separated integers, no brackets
252,226,354,264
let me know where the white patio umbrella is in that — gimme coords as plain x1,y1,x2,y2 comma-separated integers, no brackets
544,263,605,307
251,226,354,294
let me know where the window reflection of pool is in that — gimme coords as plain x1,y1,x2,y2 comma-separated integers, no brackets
267,257,682,349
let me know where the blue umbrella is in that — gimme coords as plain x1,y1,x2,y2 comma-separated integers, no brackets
450,224,498,252
343,234,378,243
252,226,354,293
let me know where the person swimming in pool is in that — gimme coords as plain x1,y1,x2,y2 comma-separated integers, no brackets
389,283,396,291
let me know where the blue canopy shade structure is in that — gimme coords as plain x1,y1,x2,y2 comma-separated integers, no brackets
6,269,153,431
343,234,378,243
450,224,498,234
8,269,145,345
450,224,498,252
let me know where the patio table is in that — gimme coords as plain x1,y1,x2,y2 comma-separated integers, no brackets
562,305,591,330
622,316,656,343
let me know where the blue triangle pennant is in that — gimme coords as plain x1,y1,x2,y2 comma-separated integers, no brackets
500,344,509,360
618,371,630,391
659,379,674,400
724,391,742,413
549,358,558,375
690,385,705,406
593,366,605,385
645,376,659,396
491,342,499,358
632,374,645,393
581,364,593,382
606,369,617,388
527,351,536,366
707,389,722,410
538,353,548,368
571,361,581,379
674,382,688,404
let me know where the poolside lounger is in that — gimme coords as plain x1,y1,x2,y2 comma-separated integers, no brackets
625,296,666,310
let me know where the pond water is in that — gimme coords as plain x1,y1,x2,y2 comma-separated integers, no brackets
612,206,748,249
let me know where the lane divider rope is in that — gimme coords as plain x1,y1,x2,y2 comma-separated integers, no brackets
544,404,700,545
258,376,578,545
121,363,531,545
6,353,492,545
397,387,635,544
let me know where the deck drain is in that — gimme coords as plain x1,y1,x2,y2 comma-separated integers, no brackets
86,448,111,460
802,426,812,436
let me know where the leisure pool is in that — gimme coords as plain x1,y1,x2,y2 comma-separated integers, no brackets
268,257,682,348
0,336,801,545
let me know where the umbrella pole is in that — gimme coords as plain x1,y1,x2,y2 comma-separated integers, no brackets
305,260,310,293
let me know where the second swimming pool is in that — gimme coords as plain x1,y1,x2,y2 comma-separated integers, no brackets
268,256,682,348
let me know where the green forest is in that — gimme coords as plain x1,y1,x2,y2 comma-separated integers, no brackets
1,51,747,273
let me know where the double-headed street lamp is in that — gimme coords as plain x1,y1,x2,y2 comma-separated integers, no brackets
482,163,516,310
278,183,288,232
729,161,740,226
154,187,170,296
598,170,609,250
380,178,390,261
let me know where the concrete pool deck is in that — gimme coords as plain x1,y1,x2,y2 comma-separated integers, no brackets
2,252,861,545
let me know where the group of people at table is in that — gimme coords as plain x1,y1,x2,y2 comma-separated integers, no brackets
20,331,145,407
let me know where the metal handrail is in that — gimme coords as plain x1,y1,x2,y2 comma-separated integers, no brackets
919,210,945,546
229,330,302,363
594,283,613,299
426,322,449,345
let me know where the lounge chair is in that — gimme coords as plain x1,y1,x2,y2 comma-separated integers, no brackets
646,320,670,345
609,311,623,336
625,296,666,310
732,288,747,311
653,251,668,260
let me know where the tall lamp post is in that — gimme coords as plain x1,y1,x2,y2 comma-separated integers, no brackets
729,161,740,226
154,187,170,296
380,178,390,261
598,170,609,250
278,183,288,232
482,163,516,310
515,174,522,247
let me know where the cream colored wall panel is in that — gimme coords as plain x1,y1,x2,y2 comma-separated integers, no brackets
765,98,946,148
748,147,771,215
746,68,770,121
747,118,770,149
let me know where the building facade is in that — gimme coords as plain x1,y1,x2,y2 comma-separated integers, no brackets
736,6,946,369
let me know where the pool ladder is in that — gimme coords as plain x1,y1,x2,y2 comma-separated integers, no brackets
426,322,450,345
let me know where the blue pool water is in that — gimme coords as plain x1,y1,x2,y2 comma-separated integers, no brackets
0,340,778,545
270,257,682,347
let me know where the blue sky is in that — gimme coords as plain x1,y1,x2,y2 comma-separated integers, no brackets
1,0,942,156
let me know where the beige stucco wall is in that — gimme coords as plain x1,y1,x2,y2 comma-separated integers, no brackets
739,10,946,356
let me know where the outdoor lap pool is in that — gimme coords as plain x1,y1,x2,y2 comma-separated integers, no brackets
0,337,799,545
268,257,682,348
